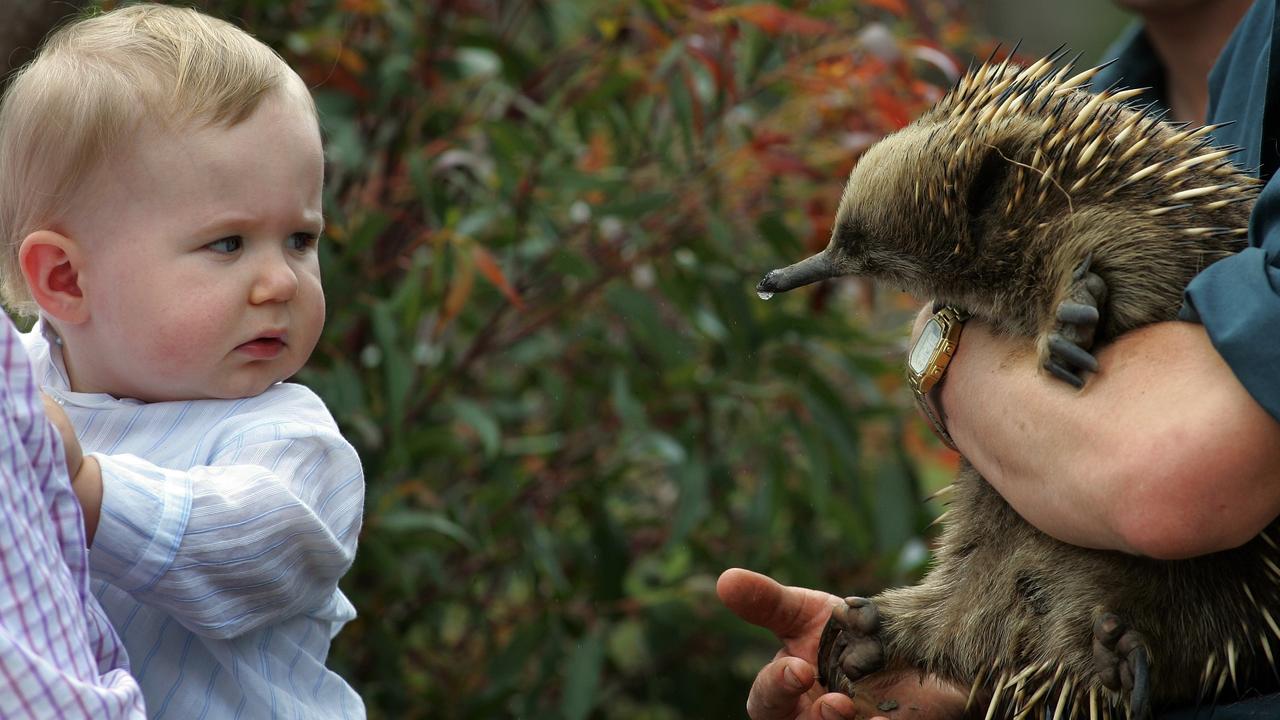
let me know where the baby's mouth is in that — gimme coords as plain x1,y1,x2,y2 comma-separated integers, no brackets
237,335,287,359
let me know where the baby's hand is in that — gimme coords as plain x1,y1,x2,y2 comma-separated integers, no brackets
41,393,102,543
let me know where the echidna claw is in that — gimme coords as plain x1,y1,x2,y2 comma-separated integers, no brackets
1056,302,1099,325
1131,645,1151,720
1048,334,1100,373
1072,251,1095,280
1045,359,1084,389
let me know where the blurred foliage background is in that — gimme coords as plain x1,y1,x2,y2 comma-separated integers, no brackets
2,0,1125,718
275,3,970,716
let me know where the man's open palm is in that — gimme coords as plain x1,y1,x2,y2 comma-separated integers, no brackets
717,568,968,720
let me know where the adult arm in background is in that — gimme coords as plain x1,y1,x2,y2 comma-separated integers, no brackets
0,317,146,719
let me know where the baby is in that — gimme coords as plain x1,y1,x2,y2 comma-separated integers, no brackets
0,4,365,717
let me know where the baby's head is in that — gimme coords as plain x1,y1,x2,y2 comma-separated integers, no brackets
0,3,326,402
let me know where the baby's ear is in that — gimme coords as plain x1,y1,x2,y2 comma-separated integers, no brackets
19,230,88,324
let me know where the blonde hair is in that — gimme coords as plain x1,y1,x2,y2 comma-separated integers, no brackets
0,2,316,316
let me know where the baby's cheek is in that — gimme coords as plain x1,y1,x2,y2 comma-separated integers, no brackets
294,278,326,353
146,313,223,368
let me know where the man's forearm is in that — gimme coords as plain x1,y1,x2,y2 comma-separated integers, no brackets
939,320,1280,559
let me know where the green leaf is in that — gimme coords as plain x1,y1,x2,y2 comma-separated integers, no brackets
610,367,646,428
378,510,478,550
873,453,918,556
561,629,605,720
756,212,800,256
371,302,413,424
634,431,686,465
606,618,652,677
595,191,675,219
606,285,694,366
502,433,564,456
451,398,501,458
531,522,570,594
666,459,708,549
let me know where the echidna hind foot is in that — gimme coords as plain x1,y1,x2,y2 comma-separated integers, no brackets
1092,612,1151,720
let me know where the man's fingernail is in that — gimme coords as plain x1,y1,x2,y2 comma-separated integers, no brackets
783,665,805,691
819,702,850,720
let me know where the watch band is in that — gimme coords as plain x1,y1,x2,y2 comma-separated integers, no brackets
915,385,957,451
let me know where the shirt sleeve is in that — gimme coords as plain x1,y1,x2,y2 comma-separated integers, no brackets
0,317,147,719
1181,170,1280,423
86,405,365,641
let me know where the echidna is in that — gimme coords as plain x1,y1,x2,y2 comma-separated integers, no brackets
757,50,1270,718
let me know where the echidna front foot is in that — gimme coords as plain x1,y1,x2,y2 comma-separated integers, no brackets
1042,255,1109,389
1093,611,1152,719
817,596,884,697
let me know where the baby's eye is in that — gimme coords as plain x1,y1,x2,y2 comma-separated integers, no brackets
288,232,319,251
207,236,243,254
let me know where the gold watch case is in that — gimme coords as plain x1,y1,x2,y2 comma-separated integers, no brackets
907,305,968,396
907,305,968,450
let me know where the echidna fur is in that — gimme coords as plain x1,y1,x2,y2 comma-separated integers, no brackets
762,49,1271,718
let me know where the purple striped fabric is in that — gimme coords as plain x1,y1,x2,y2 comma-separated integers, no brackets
0,316,145,719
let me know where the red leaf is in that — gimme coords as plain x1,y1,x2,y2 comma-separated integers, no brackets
473,246,524,310
303,63,371,102
871,87,912,129
710,4,833,36
761,149,822,180
686,45,734,98
435,251,475,338
864,0,908,16
749,130,790,151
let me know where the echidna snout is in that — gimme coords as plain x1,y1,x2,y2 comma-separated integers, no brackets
756,249,841,297
756,118,966,301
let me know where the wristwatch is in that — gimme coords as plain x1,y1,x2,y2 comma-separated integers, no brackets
907,305,969,450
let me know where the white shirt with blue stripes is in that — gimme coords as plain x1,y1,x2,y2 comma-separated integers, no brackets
22,321,366,719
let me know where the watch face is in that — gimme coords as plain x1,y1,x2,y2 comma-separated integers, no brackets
909,318,943,374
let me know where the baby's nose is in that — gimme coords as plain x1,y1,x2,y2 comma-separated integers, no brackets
250,256,299,304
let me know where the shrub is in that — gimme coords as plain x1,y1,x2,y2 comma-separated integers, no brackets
116,1,975,716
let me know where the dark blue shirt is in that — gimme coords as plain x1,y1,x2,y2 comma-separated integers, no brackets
1186,0,1280,424
1099,2,1280,424
1095,4,1280,717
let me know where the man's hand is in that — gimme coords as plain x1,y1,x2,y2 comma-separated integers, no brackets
41,393,102,544
717,568,969,720
718,568,860,720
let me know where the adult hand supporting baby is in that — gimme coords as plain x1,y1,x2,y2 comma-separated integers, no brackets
41,392,101,544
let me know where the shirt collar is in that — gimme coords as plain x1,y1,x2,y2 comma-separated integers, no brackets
1093,21,1168,114
1206,0,1278,180
33,318,143,408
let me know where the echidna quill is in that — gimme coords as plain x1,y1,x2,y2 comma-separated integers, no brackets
758,49,1270,718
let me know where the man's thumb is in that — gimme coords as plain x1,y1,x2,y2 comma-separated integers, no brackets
717,566,836,643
